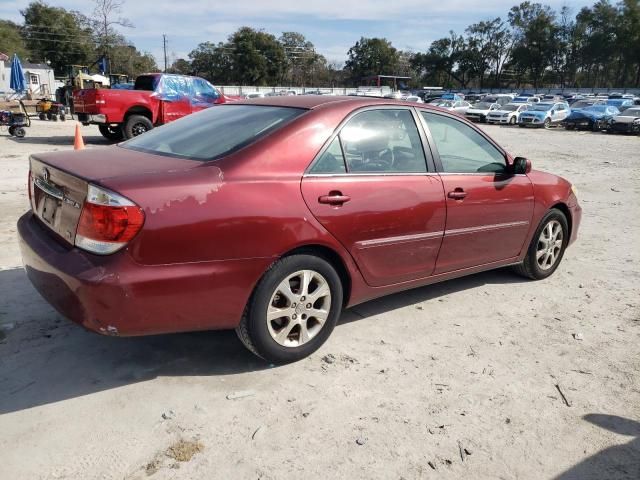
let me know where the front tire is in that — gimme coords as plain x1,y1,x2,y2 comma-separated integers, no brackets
543,118,551,129
123,115,153,139
236,254,343,363
513,209,569,280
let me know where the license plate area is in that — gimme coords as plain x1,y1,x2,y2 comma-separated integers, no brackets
30,158,88,246
40,194,60,225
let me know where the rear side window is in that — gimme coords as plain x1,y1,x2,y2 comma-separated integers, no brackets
122,105,305,161
340,109,426,173
134,75,160,91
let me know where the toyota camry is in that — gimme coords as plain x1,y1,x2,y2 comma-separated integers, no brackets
18,96,582,363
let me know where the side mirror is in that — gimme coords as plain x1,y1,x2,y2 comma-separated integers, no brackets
513,156,532,174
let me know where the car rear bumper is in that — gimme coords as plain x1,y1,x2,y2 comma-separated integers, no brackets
608,123,640,133
465,113,486,122
18,212,271,336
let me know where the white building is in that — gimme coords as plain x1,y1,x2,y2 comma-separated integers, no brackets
0,52,56,99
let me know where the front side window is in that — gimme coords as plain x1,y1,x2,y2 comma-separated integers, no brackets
193,78,220,104
421,112,506,174
122,105,305,161
338,109,427,173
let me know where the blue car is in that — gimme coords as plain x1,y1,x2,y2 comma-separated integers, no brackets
563,105,620,131
518,102,571,128
606,98,634,110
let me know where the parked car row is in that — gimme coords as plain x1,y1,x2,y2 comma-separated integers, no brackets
422,91,640,134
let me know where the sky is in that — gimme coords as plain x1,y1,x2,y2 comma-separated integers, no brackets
1,0,589,67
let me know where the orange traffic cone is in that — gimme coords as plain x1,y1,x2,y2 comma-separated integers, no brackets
74,123,85,150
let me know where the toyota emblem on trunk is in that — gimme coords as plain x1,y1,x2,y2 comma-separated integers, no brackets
42,168,50,183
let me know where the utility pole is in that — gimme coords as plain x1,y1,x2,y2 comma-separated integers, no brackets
163,34,168,73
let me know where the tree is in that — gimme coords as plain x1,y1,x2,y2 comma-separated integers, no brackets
508,2,558,88
344,37,400,84
279,32,325,86
91,0,133,74
412,32,467,87
0,20,30,59
21,2,95,76
108,38,158,76
228,27,286,85
465,18,503,88
168,58,192,75
188,41,231,83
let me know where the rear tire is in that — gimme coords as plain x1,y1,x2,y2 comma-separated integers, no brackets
123,115,153,139
99,125,124,141
513,209,568,280
236,254,343,363
38,112,46,120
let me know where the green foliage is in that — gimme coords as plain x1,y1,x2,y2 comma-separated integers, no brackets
415,0,640,89
21,1,95,75
5,0,640,89
344,37,399,84
186,29,334,86
0,20,30,59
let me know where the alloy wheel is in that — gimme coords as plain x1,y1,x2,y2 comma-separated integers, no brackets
536,220,563,271
132,123,148,136
266,270,331,347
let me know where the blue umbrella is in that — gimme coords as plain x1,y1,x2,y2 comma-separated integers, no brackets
10,54,26,93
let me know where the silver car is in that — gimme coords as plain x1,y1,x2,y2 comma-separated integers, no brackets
486,103,529,125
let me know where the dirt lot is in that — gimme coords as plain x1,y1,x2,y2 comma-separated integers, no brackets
0,119,638,480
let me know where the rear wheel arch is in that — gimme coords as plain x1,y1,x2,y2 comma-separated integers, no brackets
280,245,352,307
124,106,153,123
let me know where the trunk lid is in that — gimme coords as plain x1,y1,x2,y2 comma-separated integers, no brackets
30,147,203,245
31,146,203,182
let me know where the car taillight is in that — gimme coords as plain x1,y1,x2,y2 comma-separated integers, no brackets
75,184,144,255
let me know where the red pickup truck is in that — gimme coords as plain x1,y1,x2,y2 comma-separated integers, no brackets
73,73,235,140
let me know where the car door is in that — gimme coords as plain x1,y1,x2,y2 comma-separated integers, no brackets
301,108,447,287
516,104,528,121
418,110,534,274
191,78,223,112
553,103,568,123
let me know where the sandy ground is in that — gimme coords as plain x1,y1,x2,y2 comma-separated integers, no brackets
0,119,638,480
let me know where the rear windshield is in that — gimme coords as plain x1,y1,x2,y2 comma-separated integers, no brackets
134,75,160,91
121,105,305,161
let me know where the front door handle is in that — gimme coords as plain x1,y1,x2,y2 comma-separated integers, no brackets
318,191,351,206
447,188,467,200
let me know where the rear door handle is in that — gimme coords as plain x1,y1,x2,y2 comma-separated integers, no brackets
447,188,467,200
318,191,351,206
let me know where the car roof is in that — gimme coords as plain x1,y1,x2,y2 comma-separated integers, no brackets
234,95,447,111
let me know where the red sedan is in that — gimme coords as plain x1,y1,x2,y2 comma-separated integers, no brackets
18,96,582,363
